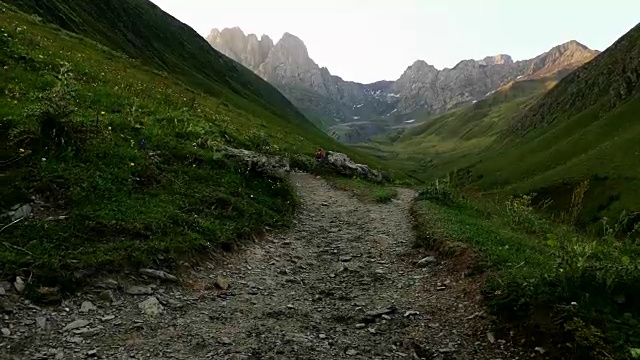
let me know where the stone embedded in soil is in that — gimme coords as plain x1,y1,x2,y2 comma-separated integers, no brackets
214,277,230,290
35,316,47,329
63,319,90,331
1,328,10,336
346,349,358,356
487,331,496,343
138,296,163,316
95,279,118,289
139,268,178,282
14,277,25,293
100,315,115,322
125,286,153,295
416,256,436,267
365,306,396,318
80,301,97,313
404,310,420,317
98,290,117,303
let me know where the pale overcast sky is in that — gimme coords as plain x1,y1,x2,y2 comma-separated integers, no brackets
151,0,640,83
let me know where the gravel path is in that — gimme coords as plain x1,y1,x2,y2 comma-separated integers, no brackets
0,173,526,359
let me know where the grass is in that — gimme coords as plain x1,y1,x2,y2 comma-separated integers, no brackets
326,177,398,203
412,182,640,359
369,22,640,226
0,1,387,293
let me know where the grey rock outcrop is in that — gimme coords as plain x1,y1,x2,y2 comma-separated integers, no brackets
322,152,382,182
221,146,290,178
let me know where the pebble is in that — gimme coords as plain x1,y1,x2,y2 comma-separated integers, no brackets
355,323,366,329
80,301,97,313
1,328,10,336
346,349,358,356
138,296,163,316
35,316,47,329
416,256,436,267
95,279,118,289
215,277,230,290
318,334,327,339
98,290,117,303
0,287,5,296
63,319,90,331
125,286,153,295
487,331,496,343
14,277,25,293
140,268,178,282
100,315,116,322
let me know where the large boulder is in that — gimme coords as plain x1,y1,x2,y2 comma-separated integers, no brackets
323,151,382,181
221,147,290,178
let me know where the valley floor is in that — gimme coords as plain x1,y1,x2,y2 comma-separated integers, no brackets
1,173,527,359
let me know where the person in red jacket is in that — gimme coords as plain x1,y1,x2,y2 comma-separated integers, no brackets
314,148,325,161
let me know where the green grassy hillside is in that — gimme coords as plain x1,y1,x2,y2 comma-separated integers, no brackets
0,0,377,290
472,22,640,222
363,78,555,180
6,0,310,127
378,22,640,223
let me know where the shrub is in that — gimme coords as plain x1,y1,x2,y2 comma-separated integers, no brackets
417,177,457,205
503,193,550,235
289,154,317,172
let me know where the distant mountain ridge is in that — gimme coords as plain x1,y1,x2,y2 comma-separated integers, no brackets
207,27,600,141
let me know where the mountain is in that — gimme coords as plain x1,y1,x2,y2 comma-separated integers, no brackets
207,27,599,141
374,21,640,224
208,28,396,130
0,0,381,284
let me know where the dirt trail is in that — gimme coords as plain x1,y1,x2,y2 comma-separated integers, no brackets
1,173,526,359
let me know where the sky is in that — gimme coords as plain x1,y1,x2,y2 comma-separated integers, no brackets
150,0,640,83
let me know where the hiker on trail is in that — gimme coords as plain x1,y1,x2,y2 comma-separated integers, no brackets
314,148,325,162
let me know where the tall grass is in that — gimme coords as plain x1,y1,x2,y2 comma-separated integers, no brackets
413,179,640,359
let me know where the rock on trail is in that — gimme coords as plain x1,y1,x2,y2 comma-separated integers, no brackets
0,173,525,359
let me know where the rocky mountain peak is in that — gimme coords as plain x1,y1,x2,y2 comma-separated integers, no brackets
407,60,437,72
275,32,310,58
525,40,599,78
481,54,514,65
206,27,276,72
208,28,220,38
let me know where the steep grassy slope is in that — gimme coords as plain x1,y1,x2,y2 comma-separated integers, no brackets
471,22,640,222
6,0,311,128
378,22,640,223
0,1,376,290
